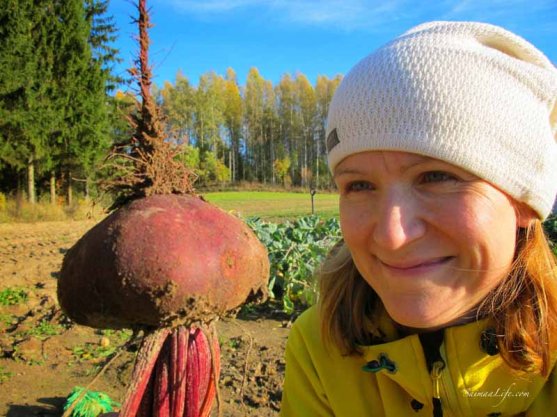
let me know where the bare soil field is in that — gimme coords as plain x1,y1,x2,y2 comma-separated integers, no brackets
0,221,289,416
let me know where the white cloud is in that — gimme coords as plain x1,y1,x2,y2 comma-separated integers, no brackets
167,0,263,13
443,0,555,19
164,0,556,33
276,0,405,28
165,0,412,30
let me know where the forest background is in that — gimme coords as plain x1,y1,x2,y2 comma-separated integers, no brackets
0,0,341,218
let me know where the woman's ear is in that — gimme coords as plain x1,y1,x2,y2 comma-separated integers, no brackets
515,202,537,228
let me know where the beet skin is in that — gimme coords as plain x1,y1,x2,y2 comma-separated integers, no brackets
58,194,269,329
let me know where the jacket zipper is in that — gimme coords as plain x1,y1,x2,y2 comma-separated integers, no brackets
420,330,463,417
431,360,444,417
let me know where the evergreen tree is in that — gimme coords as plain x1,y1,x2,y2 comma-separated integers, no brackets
0,0,33,180
0,0,118,203
47,0,109,204
85,0,124,93
84,0,126,201
0,0,53,203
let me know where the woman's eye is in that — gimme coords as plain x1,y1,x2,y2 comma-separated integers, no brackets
346,181,373,192
421,171,457,183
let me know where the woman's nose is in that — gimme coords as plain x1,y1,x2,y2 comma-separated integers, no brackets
372,192,426,250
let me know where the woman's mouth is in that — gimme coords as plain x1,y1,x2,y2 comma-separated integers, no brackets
379,256,454,275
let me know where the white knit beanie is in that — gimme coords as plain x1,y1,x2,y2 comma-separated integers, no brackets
326,21,557,219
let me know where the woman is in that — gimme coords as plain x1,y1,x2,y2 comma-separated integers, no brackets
280,21,557,416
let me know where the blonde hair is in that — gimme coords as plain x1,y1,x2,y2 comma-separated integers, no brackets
318,220,557,376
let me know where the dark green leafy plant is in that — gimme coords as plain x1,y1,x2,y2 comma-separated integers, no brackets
247,215,341,313
247,213,557,312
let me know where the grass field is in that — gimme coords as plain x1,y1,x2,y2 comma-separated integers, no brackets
203,190,339,221
0,190,340,223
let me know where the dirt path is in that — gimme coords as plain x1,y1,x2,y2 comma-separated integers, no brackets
0,221,289,416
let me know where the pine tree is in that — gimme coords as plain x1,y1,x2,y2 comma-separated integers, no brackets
84,0,127,201
45,0,108,204
0,1,32,177
0,0,52,203
0,0,117,204
85,0,124,93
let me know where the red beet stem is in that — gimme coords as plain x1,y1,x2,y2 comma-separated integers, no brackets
136,372,155,417
153,339,171,417
185,329,201,417
120,328,171,417
185,328,214,417
170,326,188,417
119,325,220,417
199,328,221,417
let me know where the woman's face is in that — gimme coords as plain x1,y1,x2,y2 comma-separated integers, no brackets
334,151,533,330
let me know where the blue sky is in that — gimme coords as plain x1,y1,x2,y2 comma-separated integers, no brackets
107,0,557,88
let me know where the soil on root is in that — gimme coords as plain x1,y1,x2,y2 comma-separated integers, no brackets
0,221,290,417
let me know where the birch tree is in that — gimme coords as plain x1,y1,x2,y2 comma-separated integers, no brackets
223,68,243,182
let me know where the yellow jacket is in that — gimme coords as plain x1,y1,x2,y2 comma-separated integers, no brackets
280,306,557,417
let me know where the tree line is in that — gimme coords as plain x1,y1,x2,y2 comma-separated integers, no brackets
0,0,124,205
0,1,342,208
155,69,342,189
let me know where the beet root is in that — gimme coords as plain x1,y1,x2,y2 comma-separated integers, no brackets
57,194,269,329
57,194,266,417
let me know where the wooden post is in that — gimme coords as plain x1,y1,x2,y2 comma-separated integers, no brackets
50,171,56,205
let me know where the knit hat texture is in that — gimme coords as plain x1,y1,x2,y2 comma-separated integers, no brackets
326,21,557,219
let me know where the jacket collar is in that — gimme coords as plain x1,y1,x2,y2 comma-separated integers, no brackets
357,309,555,414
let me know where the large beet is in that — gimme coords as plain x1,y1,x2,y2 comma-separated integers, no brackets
58,194,269,329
